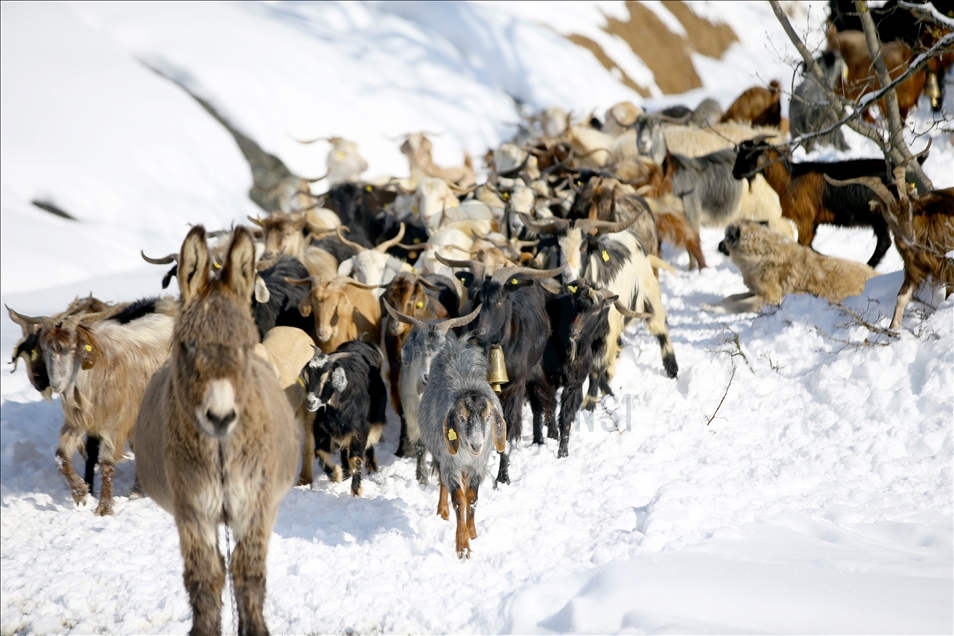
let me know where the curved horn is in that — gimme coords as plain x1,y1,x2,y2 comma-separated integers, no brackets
434,252,486,282
5,304,44,326
246,215,265,228
141,250,178,265
335,226,367,252
613,300,652,319
823,175,896,209
375,222,406,253
653,112,691,125
497,152,531,179
436,303,482,333
574,216,638,236
382,299,426,330
303,171,329,183
490,265,565,285
517,212,569,235
341,279,387,290
283,276,317,290
412,274,443,291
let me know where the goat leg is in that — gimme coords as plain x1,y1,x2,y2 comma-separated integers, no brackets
231,509,271,636
558,377,586,459
415,441,428,485
348,439,363,497
452,486,471,559
177,513,225,636
55,439,89,506
527,376,555,446
340,447,352,479
94,461,115,516
494,450,511,488
83,434,100,496
890,274,917,330
437,475,450,520
465,479,479,540
583,370,601,411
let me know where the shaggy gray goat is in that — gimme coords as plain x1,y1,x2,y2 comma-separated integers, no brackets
384,301,482,485
790,51,850,152
418,334,506,559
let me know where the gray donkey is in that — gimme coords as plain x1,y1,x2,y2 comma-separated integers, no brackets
135,225,300,636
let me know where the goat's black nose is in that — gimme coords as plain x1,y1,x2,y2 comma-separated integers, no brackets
718,240,729,256
208,409,236,433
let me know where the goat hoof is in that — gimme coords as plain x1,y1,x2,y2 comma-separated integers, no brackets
94,500,113,516
557,446,568,459
532,436,544,446
547,427,559,440
70,484,89,506
457,548,471,559
296,476,312,487
417,474,429,486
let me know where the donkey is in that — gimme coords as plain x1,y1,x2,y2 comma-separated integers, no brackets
135,225,300,636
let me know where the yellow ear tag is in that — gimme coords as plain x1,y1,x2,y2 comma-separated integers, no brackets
365,185,373,192
84,344,93,352
416,301,424,309
297,377,306,387
447,429,457,441
601,250,610,262
413,237,422,244
567,285,578,293
411,205,419,214
30,350,38,361
502,192,510,201
337,151,346,159
213,262,222,270
511,278,519,285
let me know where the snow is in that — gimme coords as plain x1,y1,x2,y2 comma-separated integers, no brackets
2,2,952,634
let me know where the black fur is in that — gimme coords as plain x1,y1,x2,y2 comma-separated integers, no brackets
110,297,160,325
251,256,313,340
463,273,555,486
310,234,363,263
306,341,386,495
543,281,613,458
323,182,398,247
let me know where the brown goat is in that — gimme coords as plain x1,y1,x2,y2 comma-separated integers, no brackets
721,80,782,127
41,297,176,515
828,171,954,329
135,226,299,635
288,276,382,353
828,28,924,121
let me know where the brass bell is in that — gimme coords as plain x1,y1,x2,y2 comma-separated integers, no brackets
926,72,941,109
487,344,509,393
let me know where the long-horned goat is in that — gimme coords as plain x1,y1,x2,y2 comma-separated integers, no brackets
418,332,506,558
384,301,481,484
134,226,299,636
732,137,898,267
41,296,176,515
826,169,954,329
299,340,387,496
436,254,562,486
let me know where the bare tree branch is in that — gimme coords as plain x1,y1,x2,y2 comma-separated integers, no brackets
898,1,954,29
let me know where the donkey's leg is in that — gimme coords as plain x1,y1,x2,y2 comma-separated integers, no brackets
176,511,225,636
232,505,275,636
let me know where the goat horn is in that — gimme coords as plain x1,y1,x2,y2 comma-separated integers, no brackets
375,222,406,253
141,250,178,265
5,304,44,326
293,136,333,145
435,251,485,282
613,300,652,319
517,212,569,235
335,226,367,252
490,265,564,285
574,215,638,235
382,299,427,330
342,279,387,290
283,276,317,289
413,274,443,291
436,303,482,333
823,175,896,209
303,171,329,183
497,152,531,179
246,215,265,228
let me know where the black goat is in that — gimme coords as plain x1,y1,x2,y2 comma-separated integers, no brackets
543,280,624,458
251,256,314,339
300,340,387,497
732,138,899,267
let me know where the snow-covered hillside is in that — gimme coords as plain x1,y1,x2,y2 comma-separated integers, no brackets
2,2,951,634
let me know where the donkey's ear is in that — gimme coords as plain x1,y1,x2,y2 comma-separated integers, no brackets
223,226,257,303
178,226,209,304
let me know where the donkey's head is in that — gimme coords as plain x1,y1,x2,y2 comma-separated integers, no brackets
172,225,259,438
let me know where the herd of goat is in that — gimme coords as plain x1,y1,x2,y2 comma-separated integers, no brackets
6,5,954,633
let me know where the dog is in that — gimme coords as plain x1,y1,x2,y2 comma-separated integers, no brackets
704,220,878,313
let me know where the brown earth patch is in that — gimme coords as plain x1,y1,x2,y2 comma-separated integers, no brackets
566,1,739,96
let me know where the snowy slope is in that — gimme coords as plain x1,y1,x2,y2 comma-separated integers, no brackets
2,2,952,634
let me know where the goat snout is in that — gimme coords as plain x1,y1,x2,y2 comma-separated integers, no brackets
197,379,239,437
305,394,324,412
718,239,730,256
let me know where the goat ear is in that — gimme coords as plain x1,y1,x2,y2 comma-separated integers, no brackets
178,226,210,303
254,276,271,304
298,297,313,317
443,410,460,456
223,227,257,303
77,327,101,370
491,406,507,453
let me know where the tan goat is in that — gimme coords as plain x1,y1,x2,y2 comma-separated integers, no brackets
135,225,299,636
287,276,382,353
